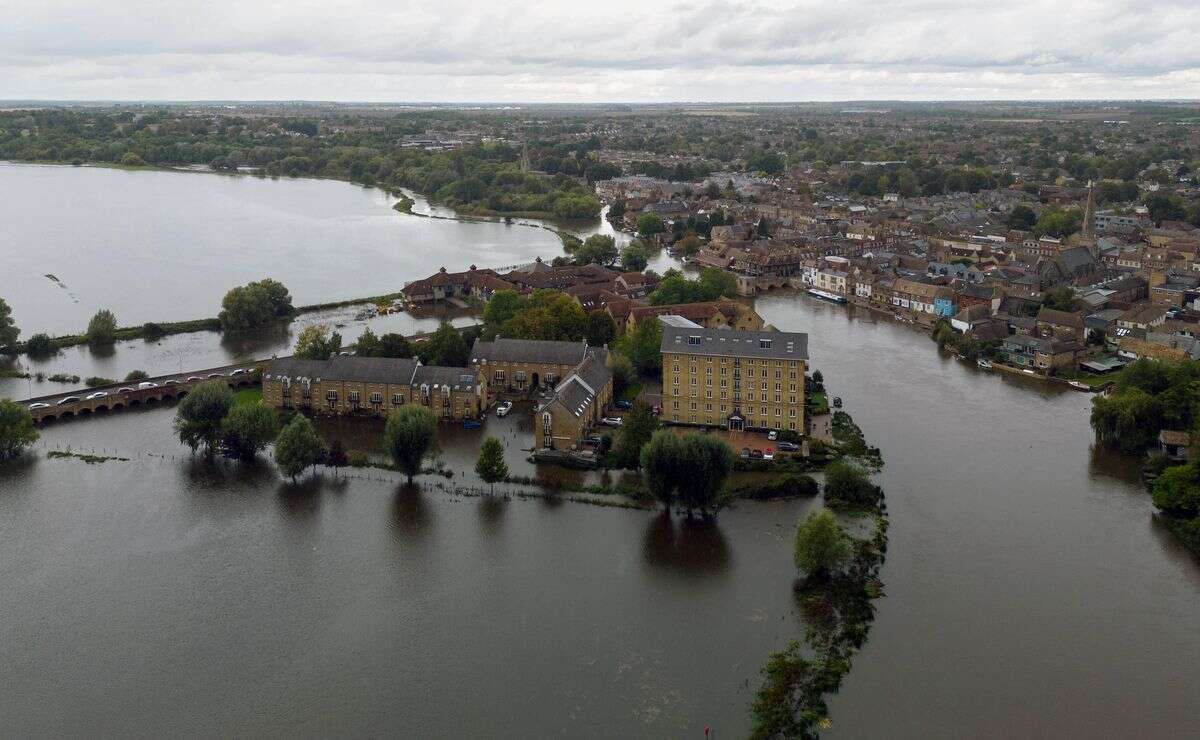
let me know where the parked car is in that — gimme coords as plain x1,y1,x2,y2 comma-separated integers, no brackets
496,400,513,417
163,379,180,385
85,391,108,400
462,419,482,430
749,449,764,459
186,376,202,382
57,396,80,405
740,447,751,458
767,430,778,441
206,373,224,379
28,402,50,410
230,368,247,376
614,399,633,410
117,387,134,395
777,441,800,452
600,417,623,427
138,382,158,389
763,449,775,461
583,435,602,447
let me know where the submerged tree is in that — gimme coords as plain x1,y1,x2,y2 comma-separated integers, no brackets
794,509,853,581
274,414,325,481
173,380,234,455
0,400,38,461
383,405,438,484
474,436,508,494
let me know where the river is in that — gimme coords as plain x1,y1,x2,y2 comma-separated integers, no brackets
2,166,1199,737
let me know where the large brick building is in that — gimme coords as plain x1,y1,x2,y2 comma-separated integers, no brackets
468,337,594,394
262,356,485,421
660,324,808,433
534,351,614,451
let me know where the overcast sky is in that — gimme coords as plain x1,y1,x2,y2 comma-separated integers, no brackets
3,0,1199,102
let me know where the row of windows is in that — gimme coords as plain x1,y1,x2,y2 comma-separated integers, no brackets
669,413,798,431
671,387,799,403
673,377,797,391
672,400,798,417
667,354,802,368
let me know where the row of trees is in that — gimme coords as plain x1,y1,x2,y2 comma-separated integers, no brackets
639,430,735,518
649,267,738,305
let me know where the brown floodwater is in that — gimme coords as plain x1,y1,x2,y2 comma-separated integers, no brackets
5,291,1198,737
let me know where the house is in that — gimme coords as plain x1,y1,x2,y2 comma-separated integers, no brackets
892,279,955,318
468,337,594,394
402,265,516,304
626,300,764,333
1035,307,1085,343
534,352,614,451
1159,430,1192,462
262,356,485,420
660,325,808,433
998,335,1084,373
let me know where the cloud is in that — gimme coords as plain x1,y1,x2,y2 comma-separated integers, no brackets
1,0,1199,100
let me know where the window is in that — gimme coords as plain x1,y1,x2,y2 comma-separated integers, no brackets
392,393,404,405
370,392,382,405
348,391,360,403
325,390,338,404
688,335,701,346
673,401,680,410
690,402,697,411
789,408,797,417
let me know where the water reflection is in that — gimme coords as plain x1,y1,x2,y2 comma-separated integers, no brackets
220,322,292,358
276,476,323,521
478,495,508,532
1088,443,1144,485
85,342,116,360
390,483,431,539
641,512,732,576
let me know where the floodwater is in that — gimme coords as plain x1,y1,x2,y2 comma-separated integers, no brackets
0,162,565,336
2,167,1199,737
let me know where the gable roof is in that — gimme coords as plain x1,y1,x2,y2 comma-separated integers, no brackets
469,337,589,366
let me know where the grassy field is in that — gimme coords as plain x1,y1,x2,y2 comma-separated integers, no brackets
232,387,263,406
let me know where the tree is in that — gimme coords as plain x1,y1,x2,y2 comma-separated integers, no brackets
355,327,382,356
649,267,736,305
0,297,18,352
377,332,414,358
274,414,325,481
220,403,280,461
574,234,618,266
294,323,343,360
620,241,650,272
615,318,662,375
416,322,469,366
1152,463,1200,518
1041,287,1080,312
793,509,852,580
636,212,665,237
1144,193,1189,225
86,309,117,344
1033,208,1083,239
326,439,349,474
615,401,658,468
675,233,702,257
23,333,55,357
586,312,617,348
1007,204,1037,230
219,278,294,331
675,433,734,517
483,289,525,333
124,370,149,382
384,405,438,484
475,436,509,494
640,430,682,512
932,318,955,349
499,290,589,343
0,400,38,461
174,380,234,454
823,460,880,507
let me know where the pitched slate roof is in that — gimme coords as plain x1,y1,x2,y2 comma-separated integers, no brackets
469,338,589,366
538,352,613,418
265,356,420,384
660,325,808,360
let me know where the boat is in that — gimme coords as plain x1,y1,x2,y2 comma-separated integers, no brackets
1068,380,1092,391
977,359,993,370
806,287,848,304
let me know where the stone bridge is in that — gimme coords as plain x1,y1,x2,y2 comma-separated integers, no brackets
21,361,264,424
